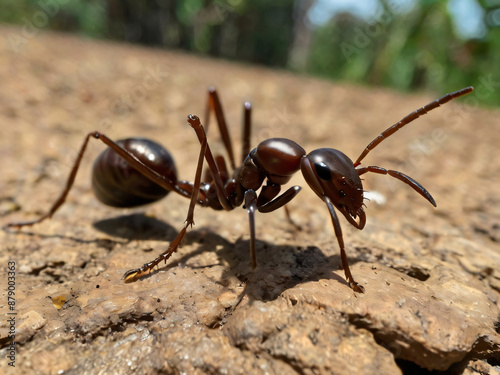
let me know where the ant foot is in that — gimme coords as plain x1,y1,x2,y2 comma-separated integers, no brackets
187,114,201,128
122,269,140,282
4,222,27,229
4,218,43,228
350,281,365,293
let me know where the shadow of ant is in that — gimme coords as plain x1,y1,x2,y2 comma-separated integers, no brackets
92,213,178,242
4,211,359,301
222,240,353,302
115,216,358,302
2,213,178,252
96,212,361,301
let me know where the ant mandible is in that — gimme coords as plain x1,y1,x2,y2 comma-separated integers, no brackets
6,86,474,293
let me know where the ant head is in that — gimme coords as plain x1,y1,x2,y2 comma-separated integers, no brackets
301,148,365,228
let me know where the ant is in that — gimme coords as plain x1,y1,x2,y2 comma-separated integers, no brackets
6,86,474,293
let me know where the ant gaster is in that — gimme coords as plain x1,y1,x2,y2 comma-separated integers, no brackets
6,86,474,293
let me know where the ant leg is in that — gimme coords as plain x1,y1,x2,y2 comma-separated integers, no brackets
6,132,187,229
284,205,302,231
243,186,302,268
123,111,244,279
5,132,94,228
123,134,208,281
257,186,301,213
187,115,233,210
244,189,258,269
215,155,230,184
258,185,302,229
354,87,473,165
242,102,252,164
256,182,281,207
324,197,365,293
205,87,236,170
256,182,302,228
357,166,436,207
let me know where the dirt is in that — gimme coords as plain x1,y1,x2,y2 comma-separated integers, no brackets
0,25,499,374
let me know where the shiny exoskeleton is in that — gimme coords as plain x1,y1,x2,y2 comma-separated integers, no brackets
6,86,474,293
92,138,177,207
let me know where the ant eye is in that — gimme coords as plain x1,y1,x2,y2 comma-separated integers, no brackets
314,162,332,181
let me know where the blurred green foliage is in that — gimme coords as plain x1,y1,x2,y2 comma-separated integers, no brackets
1,0,499,106
308,1,500,106
1,0,106,36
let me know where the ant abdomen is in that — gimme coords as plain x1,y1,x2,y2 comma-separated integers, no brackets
92,138,177,207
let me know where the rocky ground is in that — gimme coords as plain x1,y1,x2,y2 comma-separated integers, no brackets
0,25,499,374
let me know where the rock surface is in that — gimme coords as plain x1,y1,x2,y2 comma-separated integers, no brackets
0,26,499,374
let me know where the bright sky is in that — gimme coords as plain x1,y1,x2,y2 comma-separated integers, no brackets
307,0,487,39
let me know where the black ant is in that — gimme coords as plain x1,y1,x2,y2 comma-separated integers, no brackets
6,86,474,293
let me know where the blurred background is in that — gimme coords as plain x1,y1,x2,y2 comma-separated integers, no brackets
1,0,499,106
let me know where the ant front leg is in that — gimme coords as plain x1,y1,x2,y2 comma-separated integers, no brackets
256,181,302,229
324,197,365,293
257,185,302,214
